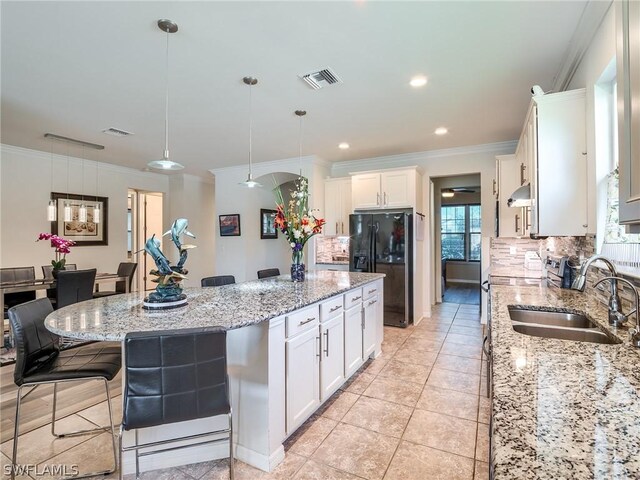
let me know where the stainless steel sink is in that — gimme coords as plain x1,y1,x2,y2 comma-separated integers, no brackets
508,306,622,345
512,324,621,344
508,307,597,328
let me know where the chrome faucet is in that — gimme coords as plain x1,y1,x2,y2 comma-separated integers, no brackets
572,255,625,326
594,276,640,347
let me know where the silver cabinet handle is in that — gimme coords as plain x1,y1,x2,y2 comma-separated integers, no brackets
329,305,341,313
492,179,497,196
352,295,362,301
520,163,526,185
515,214,520,233
316,336,321,358
368,289,376,294
383,192,388,206
376,192,380,206
298,317,316,326
368,299,377,306
323,330,329,357
335,222,339,234
341,222,345,235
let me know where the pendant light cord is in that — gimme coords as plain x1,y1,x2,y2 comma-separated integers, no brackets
298,114,303,176
164,28,170,157
248,82,253,175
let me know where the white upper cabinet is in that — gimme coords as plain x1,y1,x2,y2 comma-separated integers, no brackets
513,89,588,237
352,168,419,210
496,155,523,237
324,178,352,236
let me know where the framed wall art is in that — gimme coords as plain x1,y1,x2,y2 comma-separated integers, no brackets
219,214,241,237
51,192,109,246
260,209,278,239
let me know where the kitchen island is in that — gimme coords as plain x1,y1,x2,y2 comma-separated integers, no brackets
490,282,640,479
45,271,385,475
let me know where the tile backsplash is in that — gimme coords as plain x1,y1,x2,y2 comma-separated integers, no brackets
316,236,350,264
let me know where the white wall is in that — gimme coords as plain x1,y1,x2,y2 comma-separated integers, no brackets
211,156,330,282
568,4,616,237
0,144,215,290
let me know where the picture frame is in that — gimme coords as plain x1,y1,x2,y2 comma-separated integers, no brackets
219,214,241,237
260,209,278,239
51,192,109,246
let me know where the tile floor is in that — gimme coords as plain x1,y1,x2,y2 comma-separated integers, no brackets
1,302,489,480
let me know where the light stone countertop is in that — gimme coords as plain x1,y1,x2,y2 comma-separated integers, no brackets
45,271,384,341
490,283,640,479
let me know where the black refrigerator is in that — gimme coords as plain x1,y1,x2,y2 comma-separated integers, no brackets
349,211,413,328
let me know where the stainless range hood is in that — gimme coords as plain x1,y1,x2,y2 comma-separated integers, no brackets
507,184,532,207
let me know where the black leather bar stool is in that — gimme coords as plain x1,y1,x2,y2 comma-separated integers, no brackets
257,268,280,279
7,298,121,480
120,327,233,480
201,275,236,287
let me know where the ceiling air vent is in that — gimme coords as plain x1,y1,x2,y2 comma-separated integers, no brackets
102,127,134,137
299,68,342,90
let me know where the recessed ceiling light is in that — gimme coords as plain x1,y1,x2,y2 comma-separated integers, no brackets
410,76,428,88
435,127,448,135
338,142,350,150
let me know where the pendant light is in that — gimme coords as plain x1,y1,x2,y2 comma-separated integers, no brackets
64,147,72,222
295,109,307,177
239,76,261,188
78,147,87,222
47,138,57,221
147,19,184,171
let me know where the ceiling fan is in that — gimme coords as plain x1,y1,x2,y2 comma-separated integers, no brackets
441,187,477,198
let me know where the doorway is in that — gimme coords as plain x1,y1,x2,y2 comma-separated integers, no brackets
128,190,164,292
432,175,482,308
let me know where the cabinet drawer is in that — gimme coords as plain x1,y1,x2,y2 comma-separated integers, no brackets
286,305,320,338
320,296,344,322
363,284,378,301
344,288,363,310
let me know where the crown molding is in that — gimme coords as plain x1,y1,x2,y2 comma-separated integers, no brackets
330,140,517,174
552,0,613,92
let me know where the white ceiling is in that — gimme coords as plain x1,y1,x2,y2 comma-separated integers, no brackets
1,1,588,176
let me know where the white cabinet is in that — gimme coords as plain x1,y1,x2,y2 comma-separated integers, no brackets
496,155,525,237
362,295,378,359
352,168,419,210
320,314,345,401
344,304,363,378
285,326,320,433
324,178,352,236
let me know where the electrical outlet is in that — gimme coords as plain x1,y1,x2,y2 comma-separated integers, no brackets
509,246,517,255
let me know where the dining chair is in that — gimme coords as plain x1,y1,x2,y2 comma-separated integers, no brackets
43,264,77,306
201,275,236,287
120,327,233,480
1,267,36,315
7,298,121,479
257,268,280,279
94,262,137,298
55,269,97,309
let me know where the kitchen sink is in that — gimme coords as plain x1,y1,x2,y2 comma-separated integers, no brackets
508,306,622,345
508,307,597,328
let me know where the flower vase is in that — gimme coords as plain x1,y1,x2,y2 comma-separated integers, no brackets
52,267,65,279
291,250,305,282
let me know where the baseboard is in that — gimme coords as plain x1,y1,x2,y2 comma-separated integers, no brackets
446,279,481,284
235,443,284,472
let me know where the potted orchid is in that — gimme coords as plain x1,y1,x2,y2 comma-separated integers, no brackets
36,233,75,276
274,176,325,282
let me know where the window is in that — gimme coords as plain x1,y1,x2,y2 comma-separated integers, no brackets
441,204,481,261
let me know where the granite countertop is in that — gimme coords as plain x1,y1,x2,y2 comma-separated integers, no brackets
46,271,384,341
490,283,640,479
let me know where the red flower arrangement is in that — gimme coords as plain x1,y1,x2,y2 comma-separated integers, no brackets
36,233,75,270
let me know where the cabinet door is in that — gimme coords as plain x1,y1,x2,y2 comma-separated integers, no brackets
320,314,345,401
362,295,378,359
324,180,340,235
339,178,352,235
496,154,520,237
286,327,320,433
382,170,415,208
344,304,363,378
352,173,381,210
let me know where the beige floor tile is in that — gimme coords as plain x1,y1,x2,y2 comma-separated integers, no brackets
403,409,477,459
287,415,338,457
378,359,431,385
415,386,479,422
440,341,482,360
474,460,489,480
381,343,400,356
33,433,117,480
134,466,194,480
342,396,412,438
453,319,482,328
426,368,480,395
312,423,399,480
411,326,449,338
415,322,451,333
402,337,443,353
293,459,362,480
1,414,102,466
76,395,122,428
362,355,390,375
434,354,482,375
343,372,376,395
317,390,359,422
383,440,474,480
177,459,222,479
391,346,438,367
1,451,34,480
445,333,484,347
448,325,483,337
476,423,490,462
198,458,260,480
362,375,423,407
478,396,491,424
